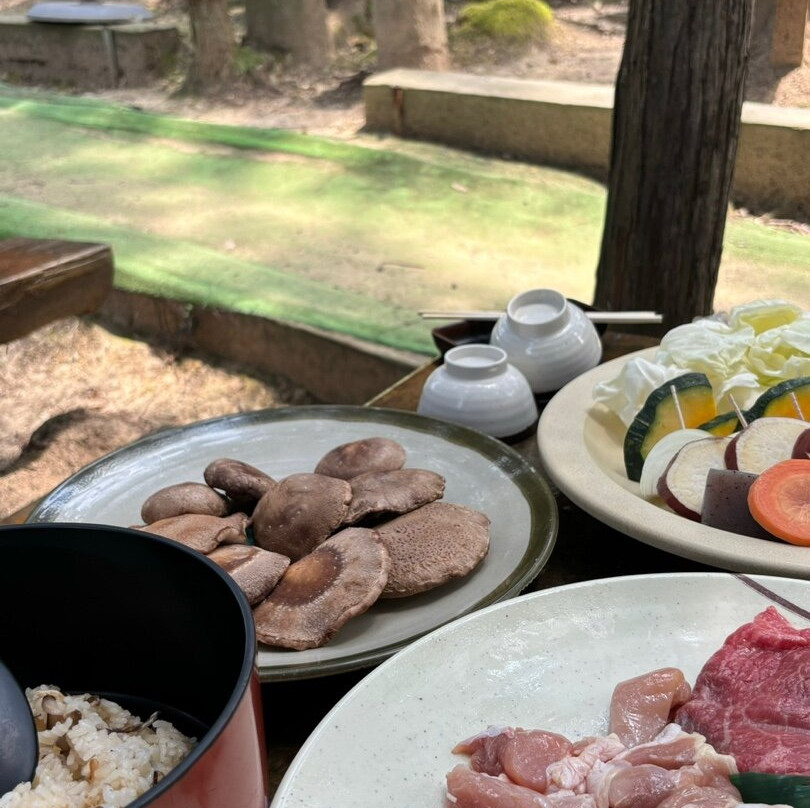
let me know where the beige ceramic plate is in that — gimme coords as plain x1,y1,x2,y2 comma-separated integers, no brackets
537,348,810,578
28,406,557,681
271,572,810,807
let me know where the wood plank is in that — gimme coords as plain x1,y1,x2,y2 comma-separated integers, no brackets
0,238,114,343
771,0,808,66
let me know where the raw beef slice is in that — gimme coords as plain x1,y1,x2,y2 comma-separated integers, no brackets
674,606,810,774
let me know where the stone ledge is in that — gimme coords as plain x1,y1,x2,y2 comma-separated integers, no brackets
364,68,810,221
0,15,180,88
96,289,424,406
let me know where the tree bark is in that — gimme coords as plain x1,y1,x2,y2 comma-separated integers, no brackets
244,0,333,67
185,0,235,91
593,0,754,335
373,0,449,70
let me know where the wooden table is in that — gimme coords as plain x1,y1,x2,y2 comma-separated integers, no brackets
0,327,721,798
257,329,721,794
0,238,114,344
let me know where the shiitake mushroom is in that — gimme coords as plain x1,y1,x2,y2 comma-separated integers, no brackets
252,527,390,650
374,501,491,598
251,473,352,560
313,437,407,480
137,512,249,553
141,482,229,523
208,545,290,606
343,468,446,525
135,435,490,651
203,458,276,513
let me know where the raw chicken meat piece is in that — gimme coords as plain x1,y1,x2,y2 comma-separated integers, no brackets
454,727,574,791
446,765,600,808
656,785,743,808
675,607,810,774
610,668,692,747
616,724,713,769
604,763,683,808
446,764,554,807
547,736,627,791
447,709,748,808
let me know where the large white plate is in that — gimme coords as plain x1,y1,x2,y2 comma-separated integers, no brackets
271,572,810,807
537,348,810,578
27,405,557,681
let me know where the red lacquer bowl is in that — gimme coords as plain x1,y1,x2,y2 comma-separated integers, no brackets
0,523,269,808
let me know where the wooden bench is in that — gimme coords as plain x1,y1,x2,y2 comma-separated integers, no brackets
0,238,114,344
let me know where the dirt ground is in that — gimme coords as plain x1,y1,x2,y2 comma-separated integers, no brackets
0,318,315,519
2,0,808,134
1,1,808,520
87,3,810,132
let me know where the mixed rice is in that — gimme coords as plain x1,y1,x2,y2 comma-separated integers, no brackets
0,685,196,808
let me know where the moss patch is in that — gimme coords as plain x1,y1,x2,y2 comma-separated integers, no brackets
456,0,554,45
1,87,809,357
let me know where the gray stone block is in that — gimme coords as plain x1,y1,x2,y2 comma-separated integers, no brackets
364,68,810,221
0,16,179,88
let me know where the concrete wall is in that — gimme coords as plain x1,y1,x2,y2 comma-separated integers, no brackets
0,17,179,88
735,103,810,219
97,289,423,406
364,68,810,221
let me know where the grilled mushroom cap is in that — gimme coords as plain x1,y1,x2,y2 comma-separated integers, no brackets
208,545,290,606
375,501,490,598
137,512,249,553
313,437,407,480
344,468,446,525
252,527,390,650
251,473,352,560
203,458,276,510
141,482,229,524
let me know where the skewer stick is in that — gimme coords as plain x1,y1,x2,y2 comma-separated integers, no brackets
418,310,663,325
791,392,807,421
670,385,686,430
728,394,749,429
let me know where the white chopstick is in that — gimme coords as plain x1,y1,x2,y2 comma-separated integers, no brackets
418,310,663,325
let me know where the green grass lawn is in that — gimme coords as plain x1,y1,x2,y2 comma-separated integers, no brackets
1,87,808,355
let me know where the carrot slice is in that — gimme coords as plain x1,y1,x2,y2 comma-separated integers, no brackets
748,459,810,546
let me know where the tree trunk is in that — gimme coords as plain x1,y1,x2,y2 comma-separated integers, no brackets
593,0,754,335
373,0,449,70
185,0,235,91
244,0,333,67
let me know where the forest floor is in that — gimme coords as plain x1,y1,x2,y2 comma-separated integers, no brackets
1,0,808,520
2,0,808,135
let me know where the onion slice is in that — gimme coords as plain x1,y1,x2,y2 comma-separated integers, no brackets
639,429,709,498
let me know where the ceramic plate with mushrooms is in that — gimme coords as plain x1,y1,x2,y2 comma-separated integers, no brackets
134,437,493,651
27,406,557,681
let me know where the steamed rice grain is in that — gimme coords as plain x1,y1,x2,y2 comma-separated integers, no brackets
0,686,196,808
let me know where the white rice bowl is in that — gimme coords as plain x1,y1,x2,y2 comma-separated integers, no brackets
0,685,195,808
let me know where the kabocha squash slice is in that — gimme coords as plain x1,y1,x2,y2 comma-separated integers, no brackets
698,411,742,437
623,373,716,481
746,376,810,420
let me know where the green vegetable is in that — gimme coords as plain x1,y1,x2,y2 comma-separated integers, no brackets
623,373,716,482
731,771,810,807
747,377,810,421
